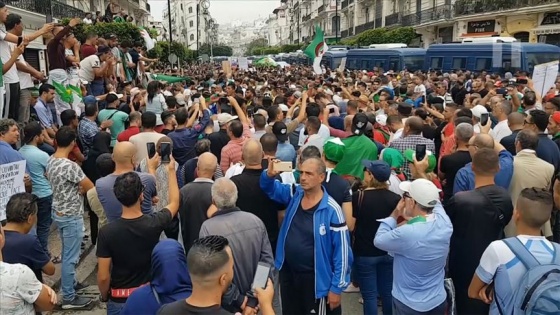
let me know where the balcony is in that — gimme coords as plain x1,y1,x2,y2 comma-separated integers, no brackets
355,20,375,34
454,0,558,18
374,17,382,27
7,0,85,19
385,12,402,27
318,4,325,13
146,3,150,12
341,29,349,37
302,14,311,22
341,0,349,10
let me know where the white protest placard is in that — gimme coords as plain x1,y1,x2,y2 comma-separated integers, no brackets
0,160,26,221
532,60,559,97
238,57,249,71
338,57,347,72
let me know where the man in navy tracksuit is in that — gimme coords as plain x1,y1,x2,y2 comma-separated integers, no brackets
260,156,353,315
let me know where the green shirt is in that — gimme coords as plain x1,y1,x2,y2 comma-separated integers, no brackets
97,108,129,146
335,134,378,179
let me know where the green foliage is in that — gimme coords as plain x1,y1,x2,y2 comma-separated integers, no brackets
147,41,194,63
63,20,144,45
198,44,233,56
280,44,302,53
352,26,419,46
246,38,269,55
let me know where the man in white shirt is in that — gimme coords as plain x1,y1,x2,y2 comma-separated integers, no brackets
5,13,46,124
79,46,113,95
471,105,488,134
490,98,513,142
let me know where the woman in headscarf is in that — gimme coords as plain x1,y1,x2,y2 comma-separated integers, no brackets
82,131,111,244
379,148,405,196
121,239,192,315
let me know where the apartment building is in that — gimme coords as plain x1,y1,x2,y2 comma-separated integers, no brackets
162,0,213,50
282,0,560,47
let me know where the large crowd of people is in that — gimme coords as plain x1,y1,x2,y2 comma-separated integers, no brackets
1,2,560,315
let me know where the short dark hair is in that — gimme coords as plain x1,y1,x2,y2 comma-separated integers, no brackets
195,139,211,156
5,14,22,31
456,108,473,119
187,235,230,281
85,103,98,116
96,153,115,177
515,130,539,151
306,116,321,133
114,172,143,207
517,188,553,229
39,83,55,96
253,114,266,129
55,126,76,147
300,145,322,162
305,103,321,118
6,193,37,223
260,133,278,153
60,109,77,126
141,111,157,129
175,107,189,125
23,122,43,144
529,110,548,132
267,105,280,123
0,118,18,137
472,148,499,176
228,120,243,138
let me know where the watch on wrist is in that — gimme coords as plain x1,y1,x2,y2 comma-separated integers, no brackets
99,294,108,302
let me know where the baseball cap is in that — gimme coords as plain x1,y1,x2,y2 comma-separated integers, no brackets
279,104,289,112
106,34,117,40
351,112,368,135
106,93,119,104
403,149,437,173
362,160,391,182
217,113,238,126
552,111,560,124
272,121,289,142
471,105,488,119
376,114,387,126
109,91,124,99
323,137,346,163
397,102,413,115
97,45,111,55
83,95,97,105
399,179,441,208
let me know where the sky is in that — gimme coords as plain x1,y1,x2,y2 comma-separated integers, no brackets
148,0,279,24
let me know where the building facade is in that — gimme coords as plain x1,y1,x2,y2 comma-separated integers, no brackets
162,0,213,50
281,0,560,47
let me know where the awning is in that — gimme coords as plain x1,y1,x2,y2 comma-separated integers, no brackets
533,25,560,35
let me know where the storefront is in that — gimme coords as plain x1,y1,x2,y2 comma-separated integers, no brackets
460,19,499,38
534,12,560,46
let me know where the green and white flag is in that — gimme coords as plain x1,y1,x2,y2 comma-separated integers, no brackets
304,25,328,74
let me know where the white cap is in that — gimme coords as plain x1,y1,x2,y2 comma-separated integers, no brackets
399,179,441,208
279,104,289,112
109,92,124,99
175,93,186,105
471,105,488,119
217,113,238,125
376,114,387,126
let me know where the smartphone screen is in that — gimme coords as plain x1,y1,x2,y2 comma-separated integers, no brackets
480,113,489,126
251,262,271,291
146,142,156,159
415,144,427,162
160,142,171,163
329,107,335,114
420,95,426,104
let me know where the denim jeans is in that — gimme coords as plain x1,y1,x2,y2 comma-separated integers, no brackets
107,300,125,315
89,80,106,110
53,213,83,301
36,196,53,254
354,255,394,315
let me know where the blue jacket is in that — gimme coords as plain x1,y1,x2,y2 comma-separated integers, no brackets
260,171,353,298
453,150,513,194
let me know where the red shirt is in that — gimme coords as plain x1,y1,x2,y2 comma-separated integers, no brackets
80,44,97,59
53,140,82,163
117,126,140,142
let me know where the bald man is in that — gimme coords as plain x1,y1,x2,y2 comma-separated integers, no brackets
180,151,217,252
453,134,514,194
231,139,284,253
96,141,158,223
500,112,526,155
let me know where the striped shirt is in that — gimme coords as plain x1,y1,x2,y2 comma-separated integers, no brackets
220,123,251,173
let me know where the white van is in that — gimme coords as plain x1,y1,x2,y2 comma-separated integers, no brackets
368,43,408,49
462,37,517,43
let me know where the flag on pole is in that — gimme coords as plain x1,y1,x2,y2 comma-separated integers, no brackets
304,25,328,74
51,81,73,105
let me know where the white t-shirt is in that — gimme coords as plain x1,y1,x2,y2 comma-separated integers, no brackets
79,55,101,83
490,119,512,142
414,84,426,96
0,262,43,315
298,124,330,146
16,53,34,89
1,42,20,84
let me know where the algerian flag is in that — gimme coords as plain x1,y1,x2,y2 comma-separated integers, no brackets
51,81,73,105
139,27,155,51
304,25,328,75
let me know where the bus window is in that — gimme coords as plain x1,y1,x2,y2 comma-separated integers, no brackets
403,56,424,71
430,57,443,69
348,59,357,70
333,58,343,69
374,59,385,69
361,60,370,69
452,58,466,70
527,53,560,72
475,58,492,71
388,57,400,71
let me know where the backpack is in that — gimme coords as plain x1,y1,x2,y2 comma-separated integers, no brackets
496,237,560,315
